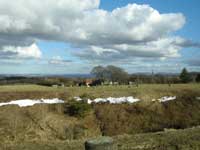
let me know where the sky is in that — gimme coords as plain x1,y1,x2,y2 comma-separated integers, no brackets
0,0,200,74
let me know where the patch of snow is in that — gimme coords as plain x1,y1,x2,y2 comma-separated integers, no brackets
0,98,64,107
152,99,156,102
196,97,200,100
158,96,176,103
87,99,92,104
74,97,82,101
74,96,140,104
94,98,109,103
40,98,64,104
126,96,140,103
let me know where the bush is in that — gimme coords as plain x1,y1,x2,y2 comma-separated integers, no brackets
80,93,95,100
64,100,92,118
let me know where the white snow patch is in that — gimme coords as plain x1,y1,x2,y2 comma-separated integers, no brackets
94,98,108,103
74,96,140,104
158,96,176,103
196,97,200,100
0,98,64,107
73,97,82,101
87,99,92,104
152,99,156,102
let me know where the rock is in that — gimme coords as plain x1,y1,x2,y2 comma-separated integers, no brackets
85,136,117,150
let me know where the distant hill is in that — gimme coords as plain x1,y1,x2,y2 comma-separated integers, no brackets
0,74,94,78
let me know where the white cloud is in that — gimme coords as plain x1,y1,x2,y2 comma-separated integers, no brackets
74,37,185,63
0,0,198,65
0,43,41,59
48,56,72,65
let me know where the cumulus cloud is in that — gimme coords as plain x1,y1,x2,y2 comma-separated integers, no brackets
74,37,185,63
0,43,41,59
173,38,200,48
48,56,72,65
0,0,199,65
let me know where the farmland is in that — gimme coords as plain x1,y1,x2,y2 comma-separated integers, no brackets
0,83,200,101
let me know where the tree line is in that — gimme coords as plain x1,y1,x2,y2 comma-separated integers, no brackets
0,66,199,86
91,65,200,84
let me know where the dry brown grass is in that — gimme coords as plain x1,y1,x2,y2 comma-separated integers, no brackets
0,84,200,102
0,104,101,144
0,83,199,149
93,94,200,136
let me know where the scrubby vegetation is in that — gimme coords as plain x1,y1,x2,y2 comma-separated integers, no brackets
64,100,92,117
0,84,199,149
116,126,200,150
2,126,200,150
94,95,200,135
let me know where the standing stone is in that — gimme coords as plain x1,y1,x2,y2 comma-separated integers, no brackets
85,136,117,150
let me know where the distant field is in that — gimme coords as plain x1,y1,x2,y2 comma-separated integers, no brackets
0,84,199,102
0,84,57,92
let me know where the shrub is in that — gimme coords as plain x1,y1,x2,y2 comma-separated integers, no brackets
80,93,95,100
64,100,92,118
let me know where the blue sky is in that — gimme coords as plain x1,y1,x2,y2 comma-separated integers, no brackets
0,0,199,74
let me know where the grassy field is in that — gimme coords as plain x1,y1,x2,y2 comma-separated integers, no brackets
115,126,200,150
2,127,200,150
0,84,200,150
0,83,200,101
